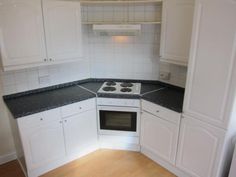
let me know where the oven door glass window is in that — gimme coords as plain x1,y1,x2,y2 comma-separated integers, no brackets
100,111,137,132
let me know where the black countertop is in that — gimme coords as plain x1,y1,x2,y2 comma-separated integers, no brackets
4,85,95,118
142,87,185,113
3,79,185,118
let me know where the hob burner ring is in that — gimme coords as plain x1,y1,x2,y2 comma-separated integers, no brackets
120,82,133,87
103,86,116,92
120,88,132,92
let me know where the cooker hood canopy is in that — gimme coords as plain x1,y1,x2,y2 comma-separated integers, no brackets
93,24,141,36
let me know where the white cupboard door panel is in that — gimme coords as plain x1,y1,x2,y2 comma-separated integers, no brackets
21,121,65,170
141,111,179,164
160,0,194,66
64,110,98,156
184,0,236,128
0,0,46,66
176,117,225,177
43,0,83,61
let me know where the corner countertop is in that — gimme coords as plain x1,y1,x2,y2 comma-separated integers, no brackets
3,78,185,119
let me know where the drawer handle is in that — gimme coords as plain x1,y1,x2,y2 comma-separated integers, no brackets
79,107,82,110
156,110,160,113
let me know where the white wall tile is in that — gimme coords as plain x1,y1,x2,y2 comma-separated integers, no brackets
3,84,16,95
159,62,187,87
2,73,15,86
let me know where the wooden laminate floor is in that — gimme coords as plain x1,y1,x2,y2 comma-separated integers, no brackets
0,150,176,177
0,160,25,177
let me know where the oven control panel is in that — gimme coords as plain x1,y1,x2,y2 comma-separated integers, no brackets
97,98,140,107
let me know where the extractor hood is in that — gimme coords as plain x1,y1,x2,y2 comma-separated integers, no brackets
93,24,141,36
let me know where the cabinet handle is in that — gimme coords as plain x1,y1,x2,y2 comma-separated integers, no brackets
44,59,47,62
49,58,53,61
64,120,67,123
40,118,43,121
59,121,62,124
79,107,82,110
156,110,160,113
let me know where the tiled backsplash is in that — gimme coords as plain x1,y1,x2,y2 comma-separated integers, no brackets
0,24,187,95
86,24,161,80
159,62,187,88
82,4,162,24
0,61,90,95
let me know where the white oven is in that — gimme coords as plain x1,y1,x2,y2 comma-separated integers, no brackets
97,98,140,137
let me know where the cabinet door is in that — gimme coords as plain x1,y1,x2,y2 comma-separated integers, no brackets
0,0,46,67
20,120,65,170
63,109,98,156
176,117,225,177
42,0,83,62
141,111,179,164
183,0,236,128
160,0,194,66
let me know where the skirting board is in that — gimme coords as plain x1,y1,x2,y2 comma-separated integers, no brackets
0,152,17,165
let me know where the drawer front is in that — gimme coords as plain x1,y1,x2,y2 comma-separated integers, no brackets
61,98,96,118
141,100,181,124
17,108,61,128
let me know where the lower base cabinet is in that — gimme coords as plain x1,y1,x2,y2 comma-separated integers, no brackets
17,98,98,177
141,111,179,165
63,109,98,156
20,118,66,170
176,116,225,177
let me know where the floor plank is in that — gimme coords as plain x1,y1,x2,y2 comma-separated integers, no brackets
0,150,176,177
0,160,25,177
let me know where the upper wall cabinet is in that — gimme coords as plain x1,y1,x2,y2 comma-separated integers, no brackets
0,0,47,69
0,0,83,71
183,0,236,129
42,0,83,62
160,0,195,66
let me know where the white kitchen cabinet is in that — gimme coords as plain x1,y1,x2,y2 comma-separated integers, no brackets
176,116,225,177
141,111,179,165
0,0,83,71
42,0,83,62
0,0,47,69
18,109,66,170
140,100,181,165
16,99,98,177
63,109,98,156
160,0,194,66
183,0,236,128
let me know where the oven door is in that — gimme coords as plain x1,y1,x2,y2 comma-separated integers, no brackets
97,106,140,137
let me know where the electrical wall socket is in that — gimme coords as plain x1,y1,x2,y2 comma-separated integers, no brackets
159,71,171,80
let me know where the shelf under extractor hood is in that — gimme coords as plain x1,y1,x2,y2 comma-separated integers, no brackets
92,24,141,36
